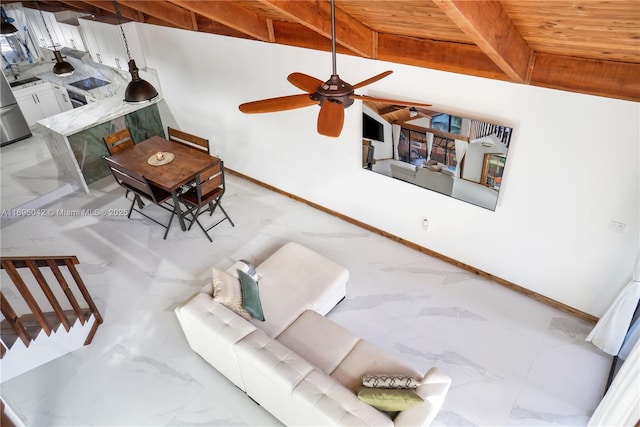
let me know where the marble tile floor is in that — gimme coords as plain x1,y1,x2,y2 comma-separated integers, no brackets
0,127,74,210
0,142,612,426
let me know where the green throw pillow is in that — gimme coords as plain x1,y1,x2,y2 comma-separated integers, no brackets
357,387,423,412
237,269,265,321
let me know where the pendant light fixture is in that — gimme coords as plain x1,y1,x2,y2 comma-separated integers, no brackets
114,0,158,103
36,2,74,77
1,7,19,36
52,50,75,76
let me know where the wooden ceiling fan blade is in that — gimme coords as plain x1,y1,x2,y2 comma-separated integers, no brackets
351,94,433,108
239,94,318,114
288,72,323,92
317,101,345,137
352,71,393,89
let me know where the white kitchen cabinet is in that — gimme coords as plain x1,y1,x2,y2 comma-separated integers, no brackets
13,83,63,127
23,8,63,50
78,17,145,70
55,11,87,51
51,84,73,112
23,8,86,51
58,21,86,51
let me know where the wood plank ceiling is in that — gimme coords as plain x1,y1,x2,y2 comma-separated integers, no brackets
21,0,640,102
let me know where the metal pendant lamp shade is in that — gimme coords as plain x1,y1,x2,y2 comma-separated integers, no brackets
114,0,158,103
34,3,74,76
1,19,18,35
124,59,158,103
52,50,74,76
1,5,18,36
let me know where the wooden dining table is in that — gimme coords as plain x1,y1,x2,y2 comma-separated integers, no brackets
106,135,220,231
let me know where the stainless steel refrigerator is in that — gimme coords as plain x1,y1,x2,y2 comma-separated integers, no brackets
1,72,31,146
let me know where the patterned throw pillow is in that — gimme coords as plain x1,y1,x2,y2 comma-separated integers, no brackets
362,373,420,389
211,268,251,320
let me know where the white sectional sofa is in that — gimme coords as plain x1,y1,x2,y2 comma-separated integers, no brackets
175,242,451,426
389,161,454,196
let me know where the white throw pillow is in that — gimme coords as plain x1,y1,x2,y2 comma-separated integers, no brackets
211,267,251,320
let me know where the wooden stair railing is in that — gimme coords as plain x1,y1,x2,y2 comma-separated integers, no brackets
0,256,103,357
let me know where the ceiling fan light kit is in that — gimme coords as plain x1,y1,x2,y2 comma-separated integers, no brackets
238,0,431,138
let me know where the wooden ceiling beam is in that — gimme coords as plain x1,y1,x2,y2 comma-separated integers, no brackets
378,105,404,116
272,21,354,56
119,0,194,30
432,0,533,83
168,0,272,42
378,33,509,81
195,15,256,40
50,1,98,14
79,0,141,21
257,0,375,58
531,54,640,102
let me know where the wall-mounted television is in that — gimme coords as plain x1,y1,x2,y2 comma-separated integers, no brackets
363,113,384,142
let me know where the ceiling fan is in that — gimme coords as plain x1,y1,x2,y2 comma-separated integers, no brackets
238,0,433,138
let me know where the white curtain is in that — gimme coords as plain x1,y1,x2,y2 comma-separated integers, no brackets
587,337,640,426
392,124,401,160
454,140,467,178
426,133,433,161
586,250,640,355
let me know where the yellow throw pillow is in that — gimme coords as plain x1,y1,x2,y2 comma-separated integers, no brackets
357,387,423,412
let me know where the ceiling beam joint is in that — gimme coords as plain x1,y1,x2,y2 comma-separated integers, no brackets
257,0,375,58
432,0,533,83
169,0,271,41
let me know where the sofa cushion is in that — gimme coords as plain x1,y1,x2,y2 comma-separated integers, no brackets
211,267,251,320
174,292,256,389
237,269,265,321
357,387,423,412
389,162,418,184
415,167,454,196
277,310,360,375
253,242,349,337
331,340,422,392
234,328,315,422
288,369,393,426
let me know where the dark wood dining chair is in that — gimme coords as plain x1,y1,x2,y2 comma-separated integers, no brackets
103,128,134,154
104,156,177,239
178,160,234,242
103,128,137,201
167,127,210,153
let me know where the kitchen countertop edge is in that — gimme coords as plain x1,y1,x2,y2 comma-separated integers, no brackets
38,95,163,137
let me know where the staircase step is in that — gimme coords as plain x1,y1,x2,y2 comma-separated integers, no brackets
0,309,91,354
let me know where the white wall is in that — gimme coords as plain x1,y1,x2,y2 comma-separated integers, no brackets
140,25,639,317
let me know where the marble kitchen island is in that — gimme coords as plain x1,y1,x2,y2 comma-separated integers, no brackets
38,95,164,193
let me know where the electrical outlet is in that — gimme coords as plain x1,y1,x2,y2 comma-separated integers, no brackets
422,218,430,230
